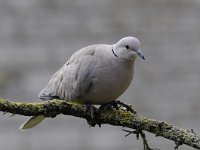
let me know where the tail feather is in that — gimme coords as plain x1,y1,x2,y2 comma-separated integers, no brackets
19,115,45,130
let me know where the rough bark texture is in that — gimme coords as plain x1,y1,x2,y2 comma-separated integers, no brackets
0,98,199,149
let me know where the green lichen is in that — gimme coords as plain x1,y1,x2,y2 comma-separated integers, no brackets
0,98,200,149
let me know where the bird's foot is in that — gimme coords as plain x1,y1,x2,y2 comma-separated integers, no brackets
85,104,100,127
98,101,117,112
99,100,136,114
86,104,97,119
116,100,137,114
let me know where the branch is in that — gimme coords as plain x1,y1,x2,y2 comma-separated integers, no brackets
0,98,200,149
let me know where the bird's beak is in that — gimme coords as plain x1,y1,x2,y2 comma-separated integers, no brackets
136,49,145,60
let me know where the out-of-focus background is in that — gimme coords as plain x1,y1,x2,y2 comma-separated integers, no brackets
0,0,200,150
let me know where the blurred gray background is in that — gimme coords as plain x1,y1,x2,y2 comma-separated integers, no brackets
0,0,200,150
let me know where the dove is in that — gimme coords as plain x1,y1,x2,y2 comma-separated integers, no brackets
19,36,144,130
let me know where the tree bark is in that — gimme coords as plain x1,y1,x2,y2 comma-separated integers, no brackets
0,98,199,149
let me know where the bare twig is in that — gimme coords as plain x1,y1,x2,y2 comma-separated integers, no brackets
122,128,155,150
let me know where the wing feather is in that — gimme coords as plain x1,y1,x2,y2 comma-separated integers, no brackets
38,46,96,101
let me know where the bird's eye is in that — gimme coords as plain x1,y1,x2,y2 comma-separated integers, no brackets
125,45,129,49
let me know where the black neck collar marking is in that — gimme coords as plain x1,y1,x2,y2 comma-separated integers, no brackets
112,48,118,57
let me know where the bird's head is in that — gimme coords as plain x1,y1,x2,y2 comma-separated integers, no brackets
113,37,145,61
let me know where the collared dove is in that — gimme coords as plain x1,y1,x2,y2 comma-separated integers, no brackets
19,36,144,130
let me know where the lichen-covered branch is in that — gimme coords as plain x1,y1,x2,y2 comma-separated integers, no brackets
0,98,200,149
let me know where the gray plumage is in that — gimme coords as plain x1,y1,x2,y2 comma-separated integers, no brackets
19,36,144,130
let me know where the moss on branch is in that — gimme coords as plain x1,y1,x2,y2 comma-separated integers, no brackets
0,98,200,149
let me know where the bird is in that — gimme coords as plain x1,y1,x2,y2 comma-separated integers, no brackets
19,36,145,130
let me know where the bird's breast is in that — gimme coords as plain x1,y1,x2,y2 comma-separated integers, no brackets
81,59,134,104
